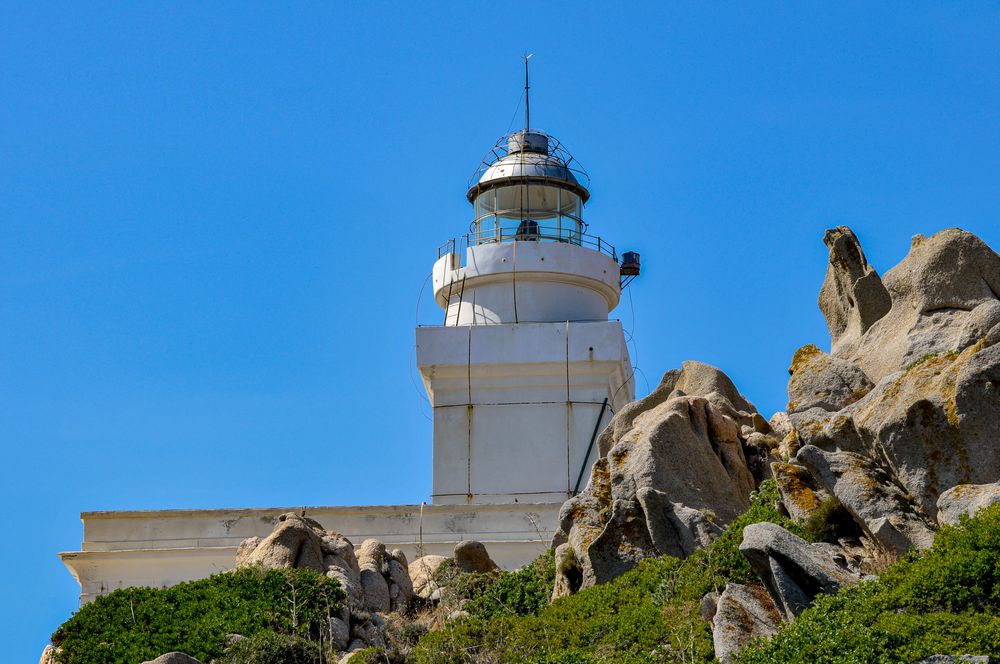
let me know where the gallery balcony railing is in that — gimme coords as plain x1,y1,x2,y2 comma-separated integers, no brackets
437,223,618,262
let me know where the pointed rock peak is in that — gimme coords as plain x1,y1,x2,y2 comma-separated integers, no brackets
818,226,892,358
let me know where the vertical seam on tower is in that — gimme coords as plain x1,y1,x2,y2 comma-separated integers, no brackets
566,320,571,494
467,326,473,502
565,320,571,401
512,240,518,323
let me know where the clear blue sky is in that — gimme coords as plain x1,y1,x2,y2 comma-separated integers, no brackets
3,2,1000,657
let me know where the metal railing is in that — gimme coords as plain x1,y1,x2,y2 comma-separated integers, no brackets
468,130,590,192
437,224,618,262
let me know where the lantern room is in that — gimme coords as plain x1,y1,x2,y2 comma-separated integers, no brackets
467,130,590,246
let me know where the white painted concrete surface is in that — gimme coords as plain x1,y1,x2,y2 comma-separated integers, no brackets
417,321,632,504
419,238,634,505
61,502,561,604
434,241,621,325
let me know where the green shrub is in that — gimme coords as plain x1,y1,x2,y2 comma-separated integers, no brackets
802,497,858,544
52,566,345,664
735,503,1000,663
464,550,556,619
217,631,325,664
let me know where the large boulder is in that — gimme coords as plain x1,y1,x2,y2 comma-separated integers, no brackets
327,616,351,652
326,566,364,610
237,513,325,573
739,522,857,621
553,362,759,590
409,554,448,599
454,540,499,573
796,445,936,555
786,345,873,414
357,539,391,614
711,583,782,663
387,549,414,611
937,482,1000,527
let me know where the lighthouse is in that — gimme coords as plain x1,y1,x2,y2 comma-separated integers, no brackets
416,76,637,505
60,70,639,604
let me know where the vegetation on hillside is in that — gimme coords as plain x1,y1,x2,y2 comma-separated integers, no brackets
408,480,804,663
735,503,1000,663
409,496,1000,664
52,567,344,664
50,489,1000,664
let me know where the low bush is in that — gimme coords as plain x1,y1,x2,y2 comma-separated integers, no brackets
216,631,323,664
52,566,345,664
801,497,858,544
464,549,556,619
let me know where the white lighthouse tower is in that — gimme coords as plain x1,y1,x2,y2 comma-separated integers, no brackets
417,72,638,506
56,70,643,605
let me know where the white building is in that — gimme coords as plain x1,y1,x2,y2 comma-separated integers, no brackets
61,122,637,605
418,128,635,505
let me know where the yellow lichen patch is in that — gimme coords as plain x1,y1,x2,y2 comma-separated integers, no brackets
575,523,604,551
846,387,872,405
789,344,824,376
590,459,613,507
610,445,630,466
773,463,822,514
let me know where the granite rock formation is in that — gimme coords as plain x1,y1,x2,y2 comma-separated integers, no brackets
235,513,415,656
739,522,857,621
454,540,499,573
937,481,1000,527
778,227,1000,555
551,361,772,594
710,582,783,664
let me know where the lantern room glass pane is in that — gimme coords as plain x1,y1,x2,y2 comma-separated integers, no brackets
472,185,584,245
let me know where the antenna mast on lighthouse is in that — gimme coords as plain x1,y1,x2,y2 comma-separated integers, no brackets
523,53,533,130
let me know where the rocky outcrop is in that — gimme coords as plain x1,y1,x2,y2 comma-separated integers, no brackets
796,445,936,555
552,362,763,592
235,513,415,657
409,554,448,599
777,227,1000,558
454,540,499,573
327,616,351,652
38,646,58,664
937,482,1000,527
236,513,325,573
711,583,783,664
786,345,873,414
818,226,892,359
841,228,1000,381
788,337,1000,536
739,522,857,621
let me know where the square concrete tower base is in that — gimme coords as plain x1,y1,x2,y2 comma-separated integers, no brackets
417,320,633,505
